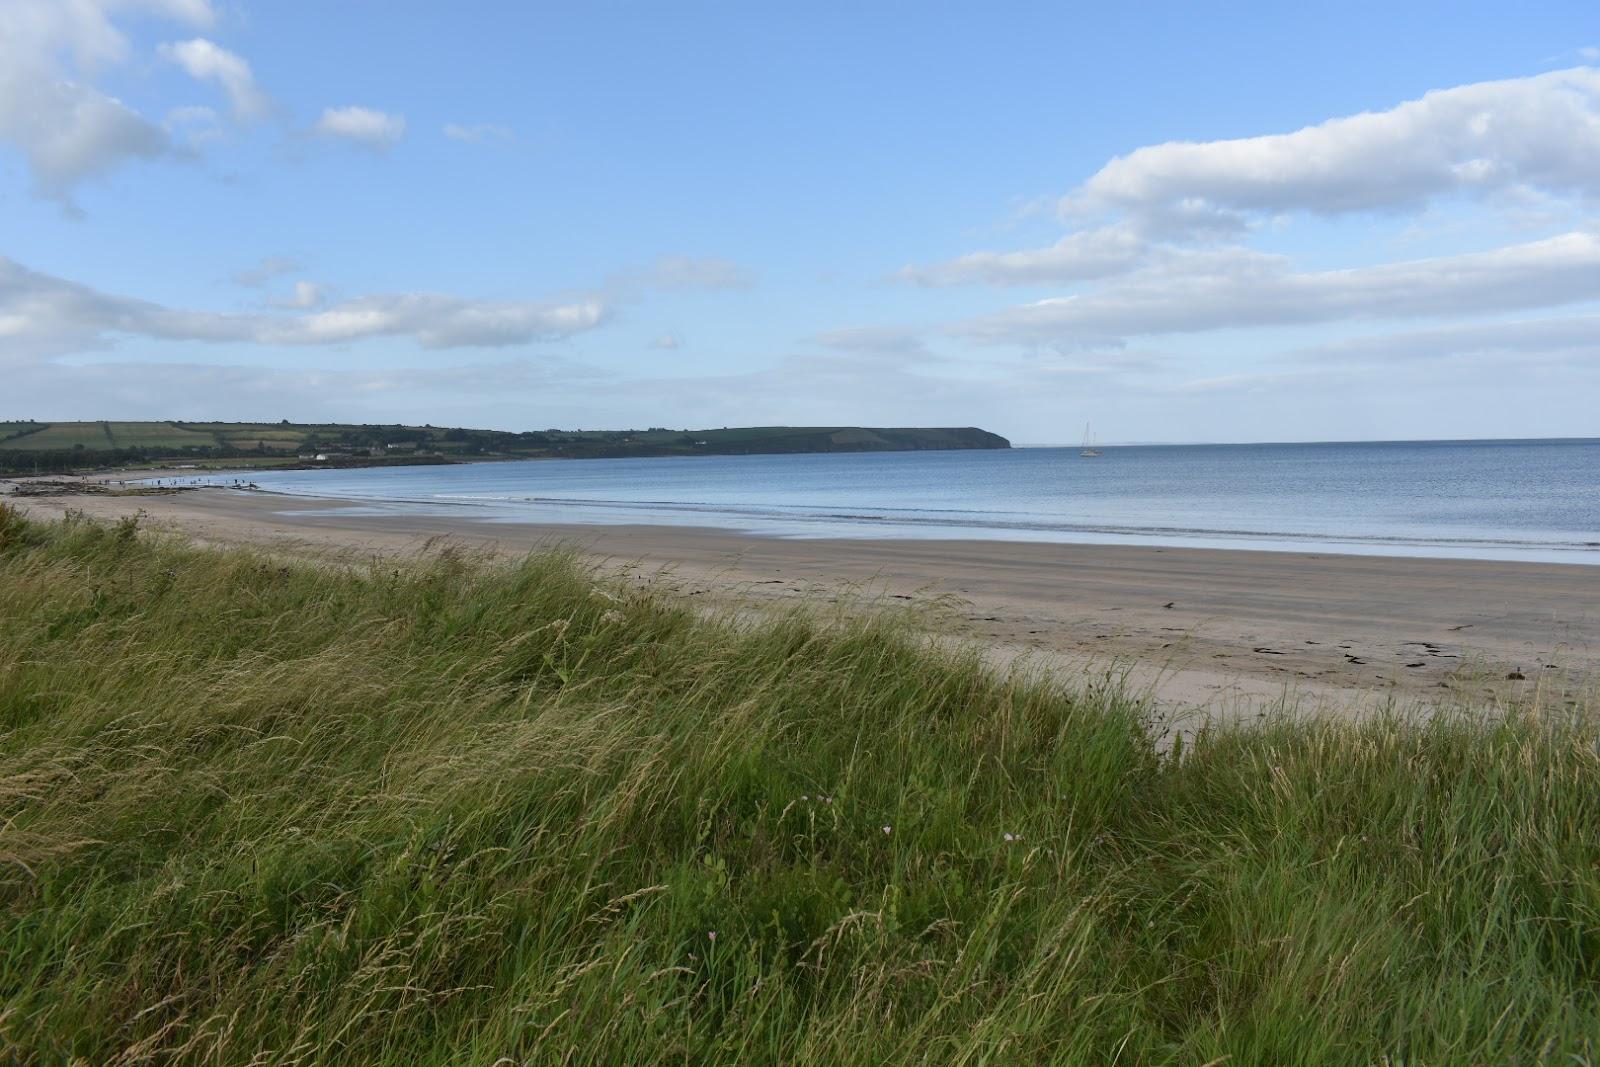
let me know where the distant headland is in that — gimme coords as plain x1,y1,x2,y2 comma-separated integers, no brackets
0,420,1010,474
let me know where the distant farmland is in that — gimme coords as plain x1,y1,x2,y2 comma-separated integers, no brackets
0,421,1010,473
0,421,228,451
0,421,342,451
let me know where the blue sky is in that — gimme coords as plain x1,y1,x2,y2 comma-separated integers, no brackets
2,1,1597,442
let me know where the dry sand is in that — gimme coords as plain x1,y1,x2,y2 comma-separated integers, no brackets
7,477,1597,720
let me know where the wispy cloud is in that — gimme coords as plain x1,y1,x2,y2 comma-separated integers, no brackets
599,256,757,308
164,104,223,145
906,67,1600,296
898,225,1146,287
314,106,407,149
615,255,756,292
1291,315,1600,367
159,38,270,122
811,326,933,360
0,255,609,363
232,256,299,287
269,281,328,310
953,233,1600,346
2,355,607,426
443,122,513,143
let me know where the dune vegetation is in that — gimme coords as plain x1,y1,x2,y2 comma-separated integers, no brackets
1,504,1597,1065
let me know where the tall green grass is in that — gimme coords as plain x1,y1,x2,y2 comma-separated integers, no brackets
1,506,1597,1065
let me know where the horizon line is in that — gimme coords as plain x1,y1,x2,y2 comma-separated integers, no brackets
1014,435,1600,448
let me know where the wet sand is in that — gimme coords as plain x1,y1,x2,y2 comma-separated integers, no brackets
7,479,1597,717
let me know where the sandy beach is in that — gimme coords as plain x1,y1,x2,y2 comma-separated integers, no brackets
7,477,1597,717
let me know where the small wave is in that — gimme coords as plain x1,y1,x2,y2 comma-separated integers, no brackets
430,492,1023,518
176,465,1600,559
447,494,1599,553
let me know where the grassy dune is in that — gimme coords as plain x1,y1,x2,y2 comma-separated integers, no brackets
1,506,1597,1064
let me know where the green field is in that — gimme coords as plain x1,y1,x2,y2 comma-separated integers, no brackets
0,421,221,451
105,422,220,448
1,505,1597,1064
183,423,309,443
0,421,115,450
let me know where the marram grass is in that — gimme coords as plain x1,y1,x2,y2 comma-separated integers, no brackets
0,506,1597,1065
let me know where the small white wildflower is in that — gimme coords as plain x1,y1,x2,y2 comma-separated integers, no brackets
881,825,892,836
1003,832,1022,843
600,609,625,624
800,794,809,801
707,931,717,942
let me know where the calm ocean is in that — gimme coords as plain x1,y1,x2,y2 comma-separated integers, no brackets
176,438,1600,564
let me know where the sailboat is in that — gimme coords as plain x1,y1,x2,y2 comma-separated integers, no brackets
1079,422,1103,458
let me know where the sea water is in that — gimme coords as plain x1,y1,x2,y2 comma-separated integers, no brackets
171,438,1600,564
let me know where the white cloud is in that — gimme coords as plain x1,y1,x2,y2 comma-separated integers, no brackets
898,225,1148,286
159,38,269,121
954,233,1600,345
907,67,1600,292
443,122,512,143
0,256,609,363
1580,46,1600,62
276,294,606,348
314,106,407,149
650,332,683,350
0,82,171,205
1063,67,1600,232
0,1,216,206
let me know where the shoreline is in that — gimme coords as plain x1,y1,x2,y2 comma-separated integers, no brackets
119,462,1600,568
6,478,1597,717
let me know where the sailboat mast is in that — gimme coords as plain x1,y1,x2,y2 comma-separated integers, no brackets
1080,421,1102,457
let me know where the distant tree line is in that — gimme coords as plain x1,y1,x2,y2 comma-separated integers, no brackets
0,448,157,475
1,423,1008,475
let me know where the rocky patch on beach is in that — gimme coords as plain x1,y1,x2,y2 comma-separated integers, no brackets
1,479,196,498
